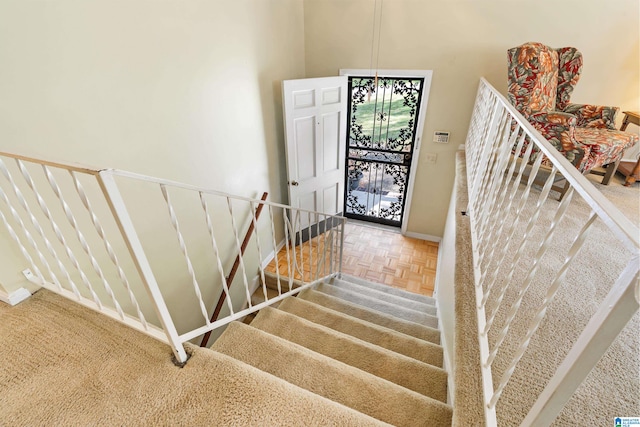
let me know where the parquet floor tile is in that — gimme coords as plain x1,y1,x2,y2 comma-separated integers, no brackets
265,221,438,297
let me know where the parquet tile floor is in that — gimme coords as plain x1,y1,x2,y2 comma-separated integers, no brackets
265,221,438,297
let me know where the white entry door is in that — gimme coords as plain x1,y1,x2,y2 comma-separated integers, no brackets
282,76,348,226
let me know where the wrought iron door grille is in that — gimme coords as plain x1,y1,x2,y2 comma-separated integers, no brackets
344,76,424,226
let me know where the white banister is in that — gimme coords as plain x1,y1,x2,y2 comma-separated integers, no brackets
0,151,345,366
465,78,639,426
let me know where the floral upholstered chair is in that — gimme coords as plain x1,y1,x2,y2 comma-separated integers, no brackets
507,42,638,185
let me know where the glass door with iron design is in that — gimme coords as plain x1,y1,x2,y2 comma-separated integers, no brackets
345,76,424,226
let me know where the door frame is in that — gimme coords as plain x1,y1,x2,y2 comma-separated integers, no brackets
339,69,433,235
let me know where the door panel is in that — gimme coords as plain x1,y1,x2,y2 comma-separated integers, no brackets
322,112,341,172
294,117,316,181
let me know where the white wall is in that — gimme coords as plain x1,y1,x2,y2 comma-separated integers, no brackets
304,0,639,237
0,0,306,295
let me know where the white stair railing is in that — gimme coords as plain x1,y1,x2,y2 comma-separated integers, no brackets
464,79,639,426
0,152,345,364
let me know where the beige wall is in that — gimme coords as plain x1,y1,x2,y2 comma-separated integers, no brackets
304,0,640,237
0,0,306,297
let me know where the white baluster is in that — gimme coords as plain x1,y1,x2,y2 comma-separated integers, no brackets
0,159,86,301
199,192,234,316
226,197,252,309
480,136,536,307
282,208,294,292
482,153,547,322
489,210,597,408
0,205,46,287
69,171,149,329
160,185,210,324
38,164,125,320
308,211,313,282
249,201,268,302
268,205,282,295
485,183,574,366
478,128,526,295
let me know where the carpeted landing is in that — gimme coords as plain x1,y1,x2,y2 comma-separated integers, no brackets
0,274,451,426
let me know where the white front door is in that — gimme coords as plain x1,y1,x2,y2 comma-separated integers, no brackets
282,76,348,227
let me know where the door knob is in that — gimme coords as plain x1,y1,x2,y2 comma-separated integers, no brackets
290,181,299,186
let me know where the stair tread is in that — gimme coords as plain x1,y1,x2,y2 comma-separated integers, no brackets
251,306,447,400
212,322,453,427
298,289,440,341
278,297,442,360
263,271,303,292
314,283,439,328
200,349,390,426
330,277,437,315
339,274,437,305
1,289,388,427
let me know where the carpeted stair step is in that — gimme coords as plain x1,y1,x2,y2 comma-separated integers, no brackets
212,322,453,427
251,306,447,399
250,285,281,307
278,297,442,362
0,290,388,426
313,283,439,328
298,288,440,340
263,271,303,292
329,277,437,315
337,274,437,305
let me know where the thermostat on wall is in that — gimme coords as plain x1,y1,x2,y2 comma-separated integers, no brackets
433,131,450,144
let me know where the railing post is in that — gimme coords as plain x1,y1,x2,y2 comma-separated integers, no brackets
97,171,188,364
338,217,345,275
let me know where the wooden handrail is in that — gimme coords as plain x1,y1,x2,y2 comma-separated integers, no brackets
200,192,268,347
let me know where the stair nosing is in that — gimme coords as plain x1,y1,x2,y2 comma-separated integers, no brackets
298,288,440,340
278,296,443,351
250,307,447,399
314,283,439,328
329,277,437,314
339,273,437,305
213,322,453,426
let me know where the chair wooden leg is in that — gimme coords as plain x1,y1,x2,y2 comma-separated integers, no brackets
557,179,571,201
601,158,621,185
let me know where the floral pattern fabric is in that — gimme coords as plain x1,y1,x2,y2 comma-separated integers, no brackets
507,42,638,173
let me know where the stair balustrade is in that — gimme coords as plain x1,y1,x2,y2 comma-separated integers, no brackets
463,79,639,426
0,151,345,364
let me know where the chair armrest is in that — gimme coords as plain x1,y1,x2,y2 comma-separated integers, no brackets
562,103,619,129
528,112,587,168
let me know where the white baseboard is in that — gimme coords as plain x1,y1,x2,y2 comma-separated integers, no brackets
402,231,442,243
0,287,31,306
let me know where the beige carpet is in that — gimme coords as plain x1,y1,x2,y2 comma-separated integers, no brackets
1,273,451,425
0,290,391,426
454,151,640,426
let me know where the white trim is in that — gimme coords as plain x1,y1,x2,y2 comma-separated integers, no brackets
339,69,434,234
0,287,31,306
402,231,442,243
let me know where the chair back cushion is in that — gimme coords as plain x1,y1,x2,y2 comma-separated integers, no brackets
555,47,583,111
508,42,559,118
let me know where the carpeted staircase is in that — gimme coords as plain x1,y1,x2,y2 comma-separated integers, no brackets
0,274,451,426
216,273,452,426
